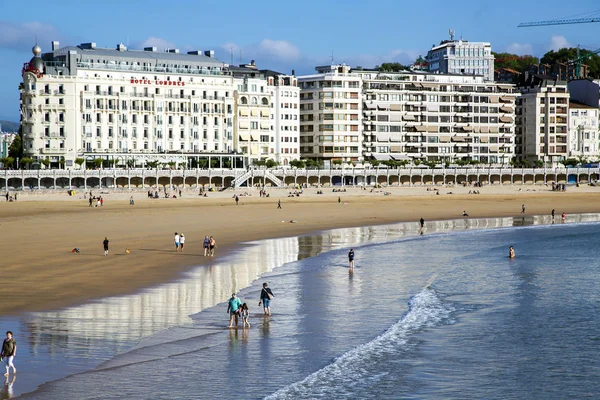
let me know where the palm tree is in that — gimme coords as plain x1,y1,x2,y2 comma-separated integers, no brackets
75,157,85,169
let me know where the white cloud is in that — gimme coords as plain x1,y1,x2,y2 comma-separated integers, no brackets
219,39,301,65
549,35,570,51
340,49,420,69
505,42,533,55
0,21,62,52
257,39,301,62
137,36,177,51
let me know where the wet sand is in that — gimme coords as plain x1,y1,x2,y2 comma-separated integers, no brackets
1,184,599,315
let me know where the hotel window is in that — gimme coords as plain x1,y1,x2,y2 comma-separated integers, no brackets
96,127,101,137
108,128,113,137
45,113,50,122
59,127,65,137
44,127,50,137
169,129,173,139
180,130,185,139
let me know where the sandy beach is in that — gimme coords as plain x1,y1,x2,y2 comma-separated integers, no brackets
1,184,600,315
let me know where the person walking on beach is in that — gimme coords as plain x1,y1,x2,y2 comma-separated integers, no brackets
338,196,341,204
209,236,216,256
551,209,555,219
1,331,16,378
420,217,425,228
241,303,251,328
259,282,274,315
227,293,242,328
235,195,239,205
277,199,281,209
174,232,180,252
4,193,7,202
179,233,185,252
348,248,355,272
129,196,134,206
521,204,525,214
103,237,110,256
462,210,469,217
89,196,93,207
203,236,210,256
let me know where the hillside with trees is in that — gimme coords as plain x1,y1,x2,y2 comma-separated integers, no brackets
493,53,539,72
0,120,19,132
541,47,600,78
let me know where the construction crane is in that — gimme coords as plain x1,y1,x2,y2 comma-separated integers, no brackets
518,12,600,78
572,47,600,78
518,17,600,28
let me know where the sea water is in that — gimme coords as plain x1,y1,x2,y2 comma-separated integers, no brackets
18,217,600,399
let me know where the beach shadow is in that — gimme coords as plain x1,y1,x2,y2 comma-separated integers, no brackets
137,248,204,257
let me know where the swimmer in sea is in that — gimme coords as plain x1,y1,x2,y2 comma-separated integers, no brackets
509,246,515,259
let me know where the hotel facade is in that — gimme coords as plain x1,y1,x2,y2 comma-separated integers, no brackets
19,41,299,168
299,65,518,165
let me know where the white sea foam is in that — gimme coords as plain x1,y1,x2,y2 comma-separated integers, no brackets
265,287,455,400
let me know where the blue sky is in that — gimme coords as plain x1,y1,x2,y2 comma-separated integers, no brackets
0,0,598,122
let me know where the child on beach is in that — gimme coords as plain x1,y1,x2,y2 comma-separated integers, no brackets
241,303,250,328
179,233,185,252
203,236,210,256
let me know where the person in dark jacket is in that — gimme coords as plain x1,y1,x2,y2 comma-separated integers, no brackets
259,282,274,315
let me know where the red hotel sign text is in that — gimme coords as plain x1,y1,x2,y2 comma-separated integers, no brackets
130,79,185,87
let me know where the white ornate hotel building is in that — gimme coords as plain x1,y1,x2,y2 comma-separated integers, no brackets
19,41,299,168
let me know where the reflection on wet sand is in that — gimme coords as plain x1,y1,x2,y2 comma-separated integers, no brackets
17,213,600,398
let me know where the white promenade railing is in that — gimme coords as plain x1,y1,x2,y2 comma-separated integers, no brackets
1,167,599,190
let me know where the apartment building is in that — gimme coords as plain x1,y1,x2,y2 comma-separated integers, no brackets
426,38,495,81
298,65,362,162
358,71,517,164
516,75,570,166
568,102,599,159
231,63,300,165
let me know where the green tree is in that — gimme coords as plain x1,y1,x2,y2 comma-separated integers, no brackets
197,159,208,169
40,158,50,168
93,158,103,169
59,157,66,169
493,52,539,72
20,157,33,169
75,157,85,169
8,130,23,160
146,160,159,169
290,159,305,168
375,62,408,72
209,158,219,168
541,47,600,78
167,161,176,169
265,159,278,168
126,159,135,168
332,159,342,166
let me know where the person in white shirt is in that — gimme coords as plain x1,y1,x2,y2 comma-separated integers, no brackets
174,232,180,252
179,233,185,252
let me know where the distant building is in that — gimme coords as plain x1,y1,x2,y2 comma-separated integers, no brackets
0,133,17,159
426,38,494,81
516,73,570,167
494,68,520,84
568,102,599,159
568,79,600,108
